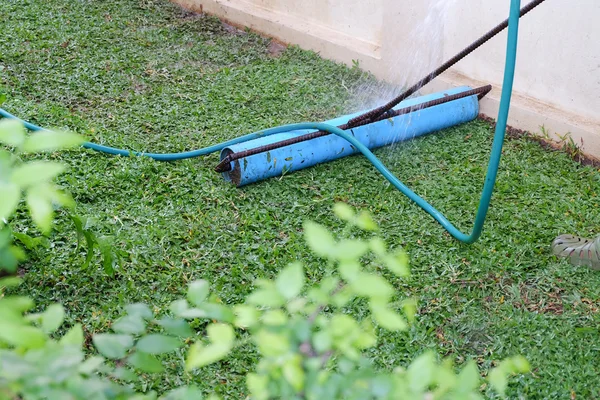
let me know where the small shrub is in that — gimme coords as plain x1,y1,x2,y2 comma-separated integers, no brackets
0,120,117,276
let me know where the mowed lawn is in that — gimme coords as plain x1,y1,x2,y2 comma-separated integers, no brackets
1,0,600,398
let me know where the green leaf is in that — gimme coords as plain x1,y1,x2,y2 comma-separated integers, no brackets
78,356,105,375
70,213,84,250
112,367,139,382
402,298,417,323
179,303,234,323
312,331,332,353
355,211,378,231
338,261,361,282
322,276,341,294
157,318,193,337
247,373,269,400
0,119,26,148
247,280,285,307
113,314,146,335
125,303,153,320
25,311,43,324
283,355,305,391
21,130,84,153
509,355,531,373
370,376,393,398
332,286,354,308
49,186,75,208
488,356,530,397
97,235,115,276
11,161,65,188
185,324,234,370
233,305,260,329
13,231,49,250
81,229,95,270
330,314,359,339
188,280,210,306
303,221,335,258
355,319,377,349
292,319,311,342
350,273,393,301
333,203,355,221
0,324,46,348
381,251,409,277
0,226,12,247
254,329,290,357
25,186,54,233
488,368,508,397
275,262,304,299
457,361,481,392
261,309,288,326
41,303,65,333
407,352,436,393
0,295,34,312
0,276,22,288
127,351,164,373
186,342,220,370
0,228,24,273
0,182,20,222
208,322,234,343
0,246,19,273
369,238,387,256
287,297,307,313
170,299,189,316
434,362,457,393
0,307,23,326
60,324,84,347
371,302,407,332
136,334,181,355
93,333,134,359
332,239,369,261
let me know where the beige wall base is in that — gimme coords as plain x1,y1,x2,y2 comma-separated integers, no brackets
427,72,600,159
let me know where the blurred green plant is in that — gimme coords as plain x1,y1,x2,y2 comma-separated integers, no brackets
0,200,529,399
0,119,82,274
0,120,117,275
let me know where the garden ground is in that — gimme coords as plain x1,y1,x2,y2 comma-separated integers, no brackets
1,0,600,398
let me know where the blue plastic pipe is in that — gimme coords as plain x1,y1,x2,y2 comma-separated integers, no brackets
223,0,521,243
220,87,479,187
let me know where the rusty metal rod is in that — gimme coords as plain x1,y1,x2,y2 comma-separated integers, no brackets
345,0,547,128
215,84,491,173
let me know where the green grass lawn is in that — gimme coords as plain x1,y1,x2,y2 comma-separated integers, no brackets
2,0,600,398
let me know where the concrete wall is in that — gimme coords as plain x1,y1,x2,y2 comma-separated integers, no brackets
173,0,600,157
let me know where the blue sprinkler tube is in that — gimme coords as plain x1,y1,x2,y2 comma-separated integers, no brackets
220,87,479,186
